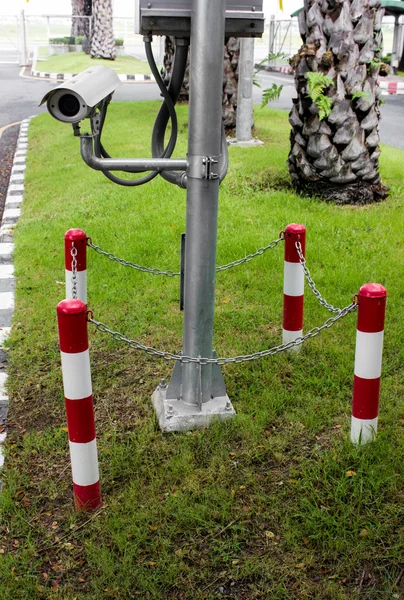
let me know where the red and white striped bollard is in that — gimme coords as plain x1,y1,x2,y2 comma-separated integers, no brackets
283,224,306,348
351,283,387,444
65,229,87,303
57,298,101,510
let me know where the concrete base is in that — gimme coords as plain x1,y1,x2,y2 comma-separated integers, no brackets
227,137,264,147
152,384,236,432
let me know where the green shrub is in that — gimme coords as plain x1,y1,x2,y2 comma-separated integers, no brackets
49,36,76,45
114,38,124,47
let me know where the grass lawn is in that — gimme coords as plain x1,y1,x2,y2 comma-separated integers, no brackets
0,103,403,600
36,51,152,75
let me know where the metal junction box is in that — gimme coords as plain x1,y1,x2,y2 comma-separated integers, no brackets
135,0,264,37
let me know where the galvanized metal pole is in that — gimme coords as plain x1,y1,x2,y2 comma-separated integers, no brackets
236,37,254,143
231,37,263,147
152,0,235,430
182,0,226,406
19,10,28,67
268,15,275,56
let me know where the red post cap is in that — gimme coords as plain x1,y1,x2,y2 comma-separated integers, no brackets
65,228,87,242
359,283,387,299
57,299,89,353
284,223,306,262
357,283,387,333
284,223,306,236
65,229,87,271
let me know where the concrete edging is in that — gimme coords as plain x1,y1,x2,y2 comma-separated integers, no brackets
31,70,155,82
30,46,156,83
0,118,32,473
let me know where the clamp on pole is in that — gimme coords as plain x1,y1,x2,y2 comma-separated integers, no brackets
187,154,221,180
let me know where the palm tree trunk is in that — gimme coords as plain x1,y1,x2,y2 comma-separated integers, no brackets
70,0,91,39
162,37,240,129
90,0,115,60
288,0,389,204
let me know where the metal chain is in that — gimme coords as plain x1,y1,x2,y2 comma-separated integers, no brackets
216,236,283,272
87,236,283,277
88,301,357,365
71,243,78,300
87,241,180,277
295,241,342,314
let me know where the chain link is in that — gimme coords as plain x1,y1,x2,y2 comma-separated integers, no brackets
295,241,342,314
88,301,357,365
215,237,283,272
87,241,180,277
71,243,78,300
87,236,283,277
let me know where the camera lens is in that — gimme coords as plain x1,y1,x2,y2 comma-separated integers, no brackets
58,94,81,118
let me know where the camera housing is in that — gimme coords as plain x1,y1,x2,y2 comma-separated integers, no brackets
40,66,122,124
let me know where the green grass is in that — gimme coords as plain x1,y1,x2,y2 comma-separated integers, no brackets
0,103,403,600
36,51,152,75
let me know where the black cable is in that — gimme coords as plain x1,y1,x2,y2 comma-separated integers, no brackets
93,102,159,186
92,37,180,187
151,40,189,187
151,40,228,188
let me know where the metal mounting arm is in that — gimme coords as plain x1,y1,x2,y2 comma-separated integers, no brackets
80,135,188,173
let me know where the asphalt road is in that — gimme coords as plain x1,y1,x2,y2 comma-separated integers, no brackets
1,64,404,152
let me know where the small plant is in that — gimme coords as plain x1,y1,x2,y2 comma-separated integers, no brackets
261,83,283,107
255,51,286,71
49,36,76,45
352,91,370,101
306,71,334,120
254,52,285,107
114,38,124,47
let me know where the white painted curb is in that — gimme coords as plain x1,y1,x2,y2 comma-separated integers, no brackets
0,117,33,476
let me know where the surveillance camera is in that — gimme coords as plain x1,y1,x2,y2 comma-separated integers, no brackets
39,66,122,124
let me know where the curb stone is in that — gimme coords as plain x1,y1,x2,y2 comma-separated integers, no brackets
31,69,155,83
0,117,32,481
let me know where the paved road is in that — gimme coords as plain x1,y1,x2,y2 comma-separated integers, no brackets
1,64,403,152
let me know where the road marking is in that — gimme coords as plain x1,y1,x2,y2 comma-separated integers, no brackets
258,72,294,85
0,121,22,142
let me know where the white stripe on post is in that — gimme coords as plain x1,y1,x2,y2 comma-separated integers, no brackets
354,331,384,379
351,416,378,444
65,270,88,304
282,329,303,344
60,350,92,400
69,439,100,487
283,262,304,297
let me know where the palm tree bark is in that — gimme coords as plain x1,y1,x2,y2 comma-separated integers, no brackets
162,37,240,129
288,0,389,204
70,0,92,42
90,0,115,60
